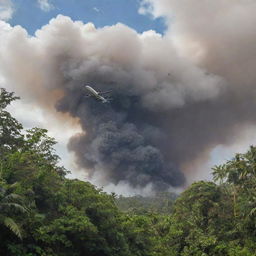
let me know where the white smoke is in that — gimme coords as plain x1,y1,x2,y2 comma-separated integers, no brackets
140,0,256,182
0,16,223,110
1,1,256,191
140,0,256,86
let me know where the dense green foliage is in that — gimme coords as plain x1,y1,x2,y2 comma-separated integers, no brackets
115,192,177,214
1,88,256,255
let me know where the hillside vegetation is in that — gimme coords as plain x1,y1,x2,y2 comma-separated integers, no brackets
1,88,256,256
115,192,177,214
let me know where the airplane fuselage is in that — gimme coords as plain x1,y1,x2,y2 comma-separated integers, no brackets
85,85,108,103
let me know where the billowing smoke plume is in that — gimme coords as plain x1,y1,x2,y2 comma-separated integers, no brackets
1,0,256,191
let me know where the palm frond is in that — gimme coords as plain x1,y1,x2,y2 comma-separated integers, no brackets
249,207,256,216
3,217,22,239
3,193,23,202
9,182,19,188
0,203,28,213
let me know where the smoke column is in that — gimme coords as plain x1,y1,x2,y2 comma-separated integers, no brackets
1,0,256,191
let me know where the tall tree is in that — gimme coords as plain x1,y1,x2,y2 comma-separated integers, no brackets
0,88,23,156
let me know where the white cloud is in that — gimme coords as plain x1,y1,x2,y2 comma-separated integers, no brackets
38,0,54,12
0,0,14,21
93,7,100,13
138,1,154,16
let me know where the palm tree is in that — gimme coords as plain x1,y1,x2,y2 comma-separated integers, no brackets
0,185,27,239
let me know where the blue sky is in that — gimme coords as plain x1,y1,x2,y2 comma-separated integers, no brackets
10,0,166,35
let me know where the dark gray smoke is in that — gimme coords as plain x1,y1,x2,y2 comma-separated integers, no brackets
56,84,186,189
1,10,254,191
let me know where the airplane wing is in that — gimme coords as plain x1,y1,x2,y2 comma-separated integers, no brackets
98,90,112,95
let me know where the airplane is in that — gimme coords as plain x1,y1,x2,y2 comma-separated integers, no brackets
84,85,112,103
